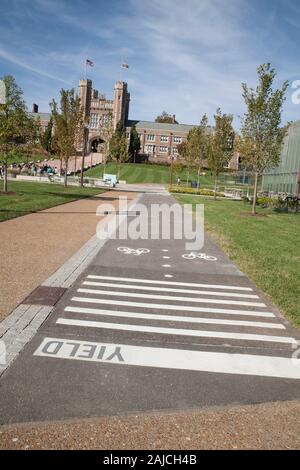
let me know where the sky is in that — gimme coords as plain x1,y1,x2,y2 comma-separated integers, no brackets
1,0,300,128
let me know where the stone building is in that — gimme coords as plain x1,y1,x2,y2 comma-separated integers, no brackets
29,77,239,169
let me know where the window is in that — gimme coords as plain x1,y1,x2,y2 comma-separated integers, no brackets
90,113,99,129
147,134,155,141
160,135,169,142
159,146,168,153
101,114,110,125
144,145,155,154
173,136,182,144
172,147,178,155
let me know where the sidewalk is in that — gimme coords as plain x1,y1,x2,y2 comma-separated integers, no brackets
0,190,136,321
0,400,299,449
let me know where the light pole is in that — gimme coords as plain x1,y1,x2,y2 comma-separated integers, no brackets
169,150,174,187
80,125,89,187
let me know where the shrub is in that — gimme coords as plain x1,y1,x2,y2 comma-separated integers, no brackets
169,186,225,197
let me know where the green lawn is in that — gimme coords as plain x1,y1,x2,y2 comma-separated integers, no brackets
0,181,104,223
85,162,244,189
175,194,300,327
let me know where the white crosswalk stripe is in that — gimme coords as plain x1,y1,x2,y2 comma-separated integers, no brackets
77,288,267,307
71,296,275,317
86,275,254,291
64,306,285,329
50,274,299,379
82,281,260,299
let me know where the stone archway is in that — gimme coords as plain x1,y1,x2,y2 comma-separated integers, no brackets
90,137,106,153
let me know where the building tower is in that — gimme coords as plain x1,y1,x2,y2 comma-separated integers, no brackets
113,81,130,129
78,79,92,121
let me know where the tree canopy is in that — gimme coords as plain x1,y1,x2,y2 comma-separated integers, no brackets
238,63,289,214
50,88,84,187
0,75,39,192
155,111,178,124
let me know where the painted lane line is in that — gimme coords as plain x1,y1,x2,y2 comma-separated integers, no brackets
82,281,260,299
77,288,267,308
164,275,173,278
56,318,295,344
34,337,300,379
87,275,253,292
162,265,171,268
64,306,285,329
72,297,275,317
163,256,171,259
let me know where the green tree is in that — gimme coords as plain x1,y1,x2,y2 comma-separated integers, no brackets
128,125,141,163
186,114,209,188
238,63,289,214
41,117,53,153
177,141,191,184
0,75,39,193
208,108,235,200
155,111,178,124
50,88,84,187
109,121,129,178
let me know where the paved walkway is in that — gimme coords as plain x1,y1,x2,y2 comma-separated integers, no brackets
0,190,136,320
0,188,299,448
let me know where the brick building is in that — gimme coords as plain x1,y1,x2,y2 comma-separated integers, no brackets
29,78,239,169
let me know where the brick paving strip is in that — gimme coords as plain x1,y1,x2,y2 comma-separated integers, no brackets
0,190,138,374
0,400,299,450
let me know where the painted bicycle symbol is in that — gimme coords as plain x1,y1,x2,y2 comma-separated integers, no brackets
182,252,217,261
118,247,150,256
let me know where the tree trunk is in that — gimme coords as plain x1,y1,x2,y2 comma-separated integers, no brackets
197,166,201,189
64,159,68,188
3,163,7,193
252,171,259,215
169,157,174,187
214,174,218,200
186,169,190,187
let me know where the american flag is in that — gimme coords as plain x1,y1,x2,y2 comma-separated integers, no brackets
121,63,129,69
86,59,94,67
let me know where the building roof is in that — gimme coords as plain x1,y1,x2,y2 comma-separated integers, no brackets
28,112,51,122
127,119,197,133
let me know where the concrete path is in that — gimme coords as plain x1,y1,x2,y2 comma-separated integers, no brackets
0,190,136,320
0,191,300,428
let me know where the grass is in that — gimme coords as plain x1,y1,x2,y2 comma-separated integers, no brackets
175,194,300,327
85,162,249,190
0,180,104,223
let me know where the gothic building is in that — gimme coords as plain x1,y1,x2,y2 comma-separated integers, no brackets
29,78,239,168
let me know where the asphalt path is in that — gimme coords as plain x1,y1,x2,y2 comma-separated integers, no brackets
1,192,300,425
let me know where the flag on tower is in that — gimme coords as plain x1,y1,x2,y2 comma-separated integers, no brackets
121,63,129,69
86,59,94,67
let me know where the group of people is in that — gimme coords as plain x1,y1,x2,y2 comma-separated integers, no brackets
0,162,59,178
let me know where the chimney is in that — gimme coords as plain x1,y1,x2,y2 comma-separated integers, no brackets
32,103,39,113
172,114,176,123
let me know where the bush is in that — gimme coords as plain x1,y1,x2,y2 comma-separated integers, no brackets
7,168,20,176
169,186,225,197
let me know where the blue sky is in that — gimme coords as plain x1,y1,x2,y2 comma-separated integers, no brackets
1,0,300,127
